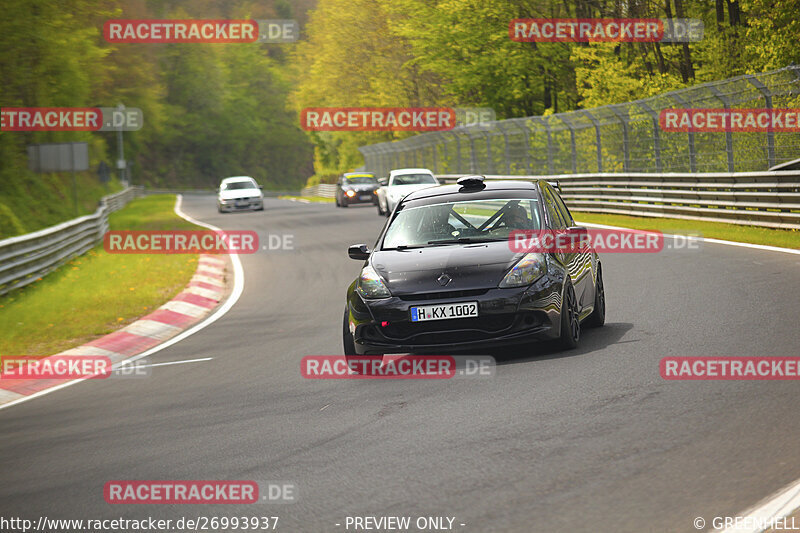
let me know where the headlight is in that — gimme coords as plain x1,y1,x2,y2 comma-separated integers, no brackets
357,265,391,299
499,253,546,288
346,190,356,197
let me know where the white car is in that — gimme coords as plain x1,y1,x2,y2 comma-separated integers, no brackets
217,176,264,213
376,168,439,217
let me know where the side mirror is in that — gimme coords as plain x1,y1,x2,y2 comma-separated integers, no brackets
348,244,370,260
378,178,388,186
565,226,590,251
258,184,263,189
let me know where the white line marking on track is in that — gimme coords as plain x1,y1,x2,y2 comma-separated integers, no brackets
720,477,800,532
0,195,244,411
578,221,800,256
117,357,213,369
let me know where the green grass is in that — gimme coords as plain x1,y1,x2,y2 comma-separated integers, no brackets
572,211,800,249
0,170,123,239
279,195,335,203
0,195,204,357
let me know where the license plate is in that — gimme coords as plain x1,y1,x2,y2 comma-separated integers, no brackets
410,302,479,322
359,195,372,200
236,200,249,206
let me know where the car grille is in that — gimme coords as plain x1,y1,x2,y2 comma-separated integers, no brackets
378,313,516,343
396,289,489,302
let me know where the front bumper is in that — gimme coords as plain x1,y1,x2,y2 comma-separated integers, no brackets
347,274,565,355
343,192,377,205
219,198,263,211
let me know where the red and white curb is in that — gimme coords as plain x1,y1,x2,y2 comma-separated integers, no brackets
0,254,228,405
0,194,245,410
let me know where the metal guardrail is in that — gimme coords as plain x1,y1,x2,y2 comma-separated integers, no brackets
437,172,800,230
361,66,800,176
301,184,337,198
0,187,144,296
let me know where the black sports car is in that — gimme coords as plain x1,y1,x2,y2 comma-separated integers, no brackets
335,172,379,207
343,176,605,355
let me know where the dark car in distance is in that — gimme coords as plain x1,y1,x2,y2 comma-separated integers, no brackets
343,176,605,356
335,172,380,207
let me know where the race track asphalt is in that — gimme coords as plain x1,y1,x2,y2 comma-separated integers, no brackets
1,195,799,532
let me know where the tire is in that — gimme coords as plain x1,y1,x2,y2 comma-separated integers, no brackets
335,195,341,207
584,266,605,328
343,306,357,356
558,282,580,350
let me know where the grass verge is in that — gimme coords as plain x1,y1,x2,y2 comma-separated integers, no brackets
572,211,800,249
0,195,203,357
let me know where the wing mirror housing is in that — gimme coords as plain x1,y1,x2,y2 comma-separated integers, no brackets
348,244,371,260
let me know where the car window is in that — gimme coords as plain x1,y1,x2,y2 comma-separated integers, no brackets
391,173,437,186
221,180,257,190
382,198,542,249
345,176,377,185
542,188,567,229
551,188,574,226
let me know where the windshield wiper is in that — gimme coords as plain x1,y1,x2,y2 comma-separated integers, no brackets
426,237,506,245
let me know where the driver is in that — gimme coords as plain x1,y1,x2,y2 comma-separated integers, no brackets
503,203,530,229
426,204,456,237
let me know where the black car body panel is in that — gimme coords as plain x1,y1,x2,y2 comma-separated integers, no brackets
344,179,601,354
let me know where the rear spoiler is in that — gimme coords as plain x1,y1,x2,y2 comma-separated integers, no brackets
547,180,561,192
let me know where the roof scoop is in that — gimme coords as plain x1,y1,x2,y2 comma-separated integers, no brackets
456,175,486,190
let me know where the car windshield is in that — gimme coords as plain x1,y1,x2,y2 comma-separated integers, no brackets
392,173,437,185
382,198,542,249
221,180,256,190
345,175,376,184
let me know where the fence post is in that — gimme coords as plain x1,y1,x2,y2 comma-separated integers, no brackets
510,119,531,174
745,74,776,169
532,117,554,174
466,129,479,173
496,123,512,174
708,85,735,172
559,115,578,173
638,101,663,173
671,93,697,172
581,110,603,173
482,129,495,174
608,105,630,172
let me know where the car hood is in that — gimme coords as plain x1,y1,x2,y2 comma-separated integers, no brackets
219,188,261,200
386,184,436,198
371,241,524,294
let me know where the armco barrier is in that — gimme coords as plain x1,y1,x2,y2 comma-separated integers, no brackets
301,184,337,198
437,172,800,230
0,187,145,296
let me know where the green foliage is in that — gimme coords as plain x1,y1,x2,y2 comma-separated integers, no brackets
291,0,800,174
0,0,314,239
